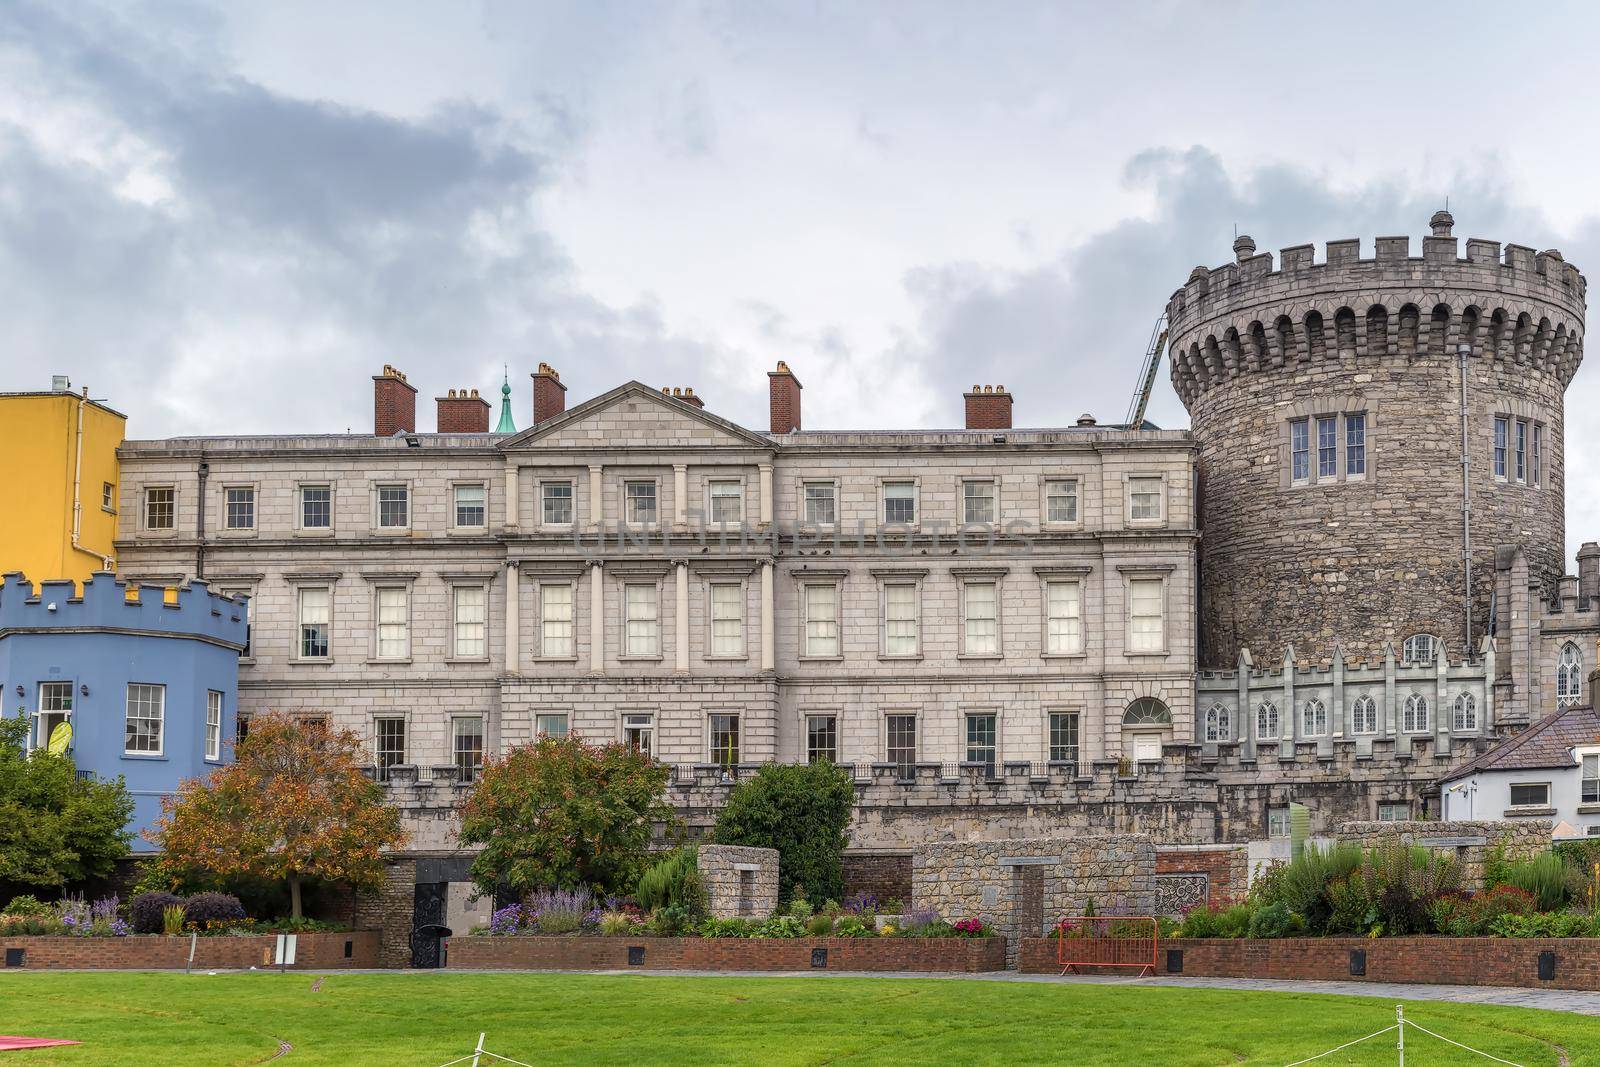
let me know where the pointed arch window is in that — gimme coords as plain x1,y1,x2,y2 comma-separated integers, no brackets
1558,642,1583,708
1403,694,1429,733
1256,701,1279,740
1301,699,1328,737
1351,696,1377,735
1204,703,1230,742
1453,693,1478,732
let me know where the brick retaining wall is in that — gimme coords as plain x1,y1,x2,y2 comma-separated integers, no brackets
0,931,379,970
842,852,913,904
1018,936,1600,991
445,935,1005,972
1154,846,1248,909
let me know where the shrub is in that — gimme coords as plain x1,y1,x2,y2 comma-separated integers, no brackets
699,917,759,938
183,892,246,928
1271,843,1362,933
527,888,595,935
1177,906,1222,939
806,913,835,937
649,904,693,937
1325,876,1376,936
60,895,129,937
2,894,50,916
129,891,186,934
713,762,853,905
950,918,991,938
841,892,879,916
1246,902,1300,939
786,893,814,922
599,911,640,936
832,915,875,938
1490,911,1591,938
1505,852,1569,912
162,905,187,936
635,849,704,914
1215,903,1254,939
756,915,805,938
1448,885,1536,937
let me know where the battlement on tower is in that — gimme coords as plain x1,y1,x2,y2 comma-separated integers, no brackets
0,571,248,649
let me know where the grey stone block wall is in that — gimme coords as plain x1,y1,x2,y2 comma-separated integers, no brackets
698,844,779,919
1336,818,1551,891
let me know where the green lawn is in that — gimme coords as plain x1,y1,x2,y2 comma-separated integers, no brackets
0,971,1593,1065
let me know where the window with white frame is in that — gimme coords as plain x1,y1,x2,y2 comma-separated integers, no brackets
1496,415,1543,485
453,716,484,782
300,485,331,529
624,583,660,656
452,585,487,658
709,583,744,657
1316,415,1337,479
962,581,998,656
883,582,919,657
1583,753,1599,804
1533,423,1543,486
1049,711,1079,765
1494,415,1509,479
1509,782,1551,808
454,484,487,528
965,713,997,774
1204,702,1230,742
803,481,836,525
1267,807,1290,838
1402,634,1437,665
806,714,837,764
1452,693,1478,732
1127,477,1163,522
145,486,175,530
709,480,743,523
1352,696,1377,735
1558,642,1583,708
1126,577,1164,653
224,487,255,530
803,583,840,657
1302,698,1328,737
1515,418,1527,481
298,587,331,659
1256,701,1280,739
1045,580,1082,655
374,587,410,660
886,713,916,776
124,683,164,755
1377,802,1408,822
205,690,223,760
1045,479,1078,524
1402,693,1429,733
536,713,569,738
882,481,917,525
710,713,740,768
376,484,408,528
962,480,996,524
1289,412,1369,483
102,481,115,511
1346,413,1367,477
624,481,657,524
1290,419,1311,482
36,682,72,750
623,712,654,757
540,583,575,658
542,481,574,525
374,717,406,781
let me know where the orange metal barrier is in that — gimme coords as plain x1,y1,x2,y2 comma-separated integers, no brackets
1053,916,1157,976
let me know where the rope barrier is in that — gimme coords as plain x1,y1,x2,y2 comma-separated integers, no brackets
1281,1006,1530,1067
1280,1024,1397,1066
1403,1019,1527,1066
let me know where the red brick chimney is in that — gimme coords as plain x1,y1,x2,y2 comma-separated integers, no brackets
436,388,490,433
373,365,417,436
663,386,704,409
532,363,566,425
768,361,802,434
963,385,1012,430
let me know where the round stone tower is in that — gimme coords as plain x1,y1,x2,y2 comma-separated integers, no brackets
1169,213,1586,668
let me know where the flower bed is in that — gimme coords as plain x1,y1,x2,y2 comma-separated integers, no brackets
445,934,1005,972
0,930,379,970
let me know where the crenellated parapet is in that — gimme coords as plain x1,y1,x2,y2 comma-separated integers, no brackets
0,571,248,650
1167,212,1587,406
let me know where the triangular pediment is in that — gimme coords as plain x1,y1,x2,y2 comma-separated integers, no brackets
499,381,772,452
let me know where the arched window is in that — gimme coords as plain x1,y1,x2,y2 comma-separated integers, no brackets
1402,634,1438,665
1453,693,1478,732
1256,701,1279,740
1351,696,1377,735
1558,642,1583,708
1302,699,1328,737
1204,703,1230,742
1403,694,1429,733
1123,697,1172,726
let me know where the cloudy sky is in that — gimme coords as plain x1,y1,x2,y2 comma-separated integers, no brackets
5,1,1600,555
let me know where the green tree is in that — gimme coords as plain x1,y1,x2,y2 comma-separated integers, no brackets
0,715,133,888
458,734,676,897
714,762,853,905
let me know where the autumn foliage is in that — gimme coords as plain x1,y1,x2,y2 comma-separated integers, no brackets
149,713,406,919
457,733,676,896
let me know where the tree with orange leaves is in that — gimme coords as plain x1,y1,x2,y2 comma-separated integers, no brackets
148,712,406,920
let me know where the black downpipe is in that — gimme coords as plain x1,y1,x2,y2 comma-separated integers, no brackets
196,459,209,579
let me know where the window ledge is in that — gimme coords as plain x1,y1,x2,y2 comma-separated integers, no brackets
295,528,336,537
121,753,168,761
878,655,925,663
445,656,492,666
449,526,489,535
531,655,579,663
1123,650,1171,658
619,655,664,663
798,655,845,663
367,658,413,666
957,653,1003,662
704,655,750,663
291,659,335,666
1041,651,1089,660
1504,806,1557,817
1575,803,1600,815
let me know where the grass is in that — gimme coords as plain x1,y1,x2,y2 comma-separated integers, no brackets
0,971,1596,1065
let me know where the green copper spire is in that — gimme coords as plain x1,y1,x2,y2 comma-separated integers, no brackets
494,365,516,433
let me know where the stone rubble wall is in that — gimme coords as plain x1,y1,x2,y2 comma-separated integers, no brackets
697,843,779,919
1335,818,1551,890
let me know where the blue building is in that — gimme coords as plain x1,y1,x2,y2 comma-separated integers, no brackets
0,571,247,850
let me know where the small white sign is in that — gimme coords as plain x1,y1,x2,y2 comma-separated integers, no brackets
274,934,298,967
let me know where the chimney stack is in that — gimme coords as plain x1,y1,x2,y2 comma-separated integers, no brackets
373,365,417,436
532,363,566,426
663,386,704,409
768,361,802,434
437,387,490,433
963,385,1012,430
1579,543,1600,607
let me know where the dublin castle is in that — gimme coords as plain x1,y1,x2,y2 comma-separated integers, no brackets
4,212,1595,912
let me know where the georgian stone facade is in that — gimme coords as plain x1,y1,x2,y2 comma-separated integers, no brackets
114,376,1196,851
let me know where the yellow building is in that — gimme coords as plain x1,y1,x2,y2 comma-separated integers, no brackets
0,381,125,587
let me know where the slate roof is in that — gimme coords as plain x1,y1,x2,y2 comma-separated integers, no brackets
1442,704,1600,783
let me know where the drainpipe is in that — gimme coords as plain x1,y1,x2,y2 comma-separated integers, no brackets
70,388,115,573
196,457,209,579
1459,344,1472,655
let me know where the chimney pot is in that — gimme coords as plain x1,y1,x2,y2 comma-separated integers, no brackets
963,384,1013,430
768,361,802,434
1076,413,1097,427
533,363,567,426
373,365,418,436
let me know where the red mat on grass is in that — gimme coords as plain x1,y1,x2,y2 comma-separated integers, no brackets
0,1037,79,1051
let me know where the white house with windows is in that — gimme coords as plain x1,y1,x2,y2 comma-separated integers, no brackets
1441,704,1600,835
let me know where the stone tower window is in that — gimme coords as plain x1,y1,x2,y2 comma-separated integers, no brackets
1452,693,1478,732
1402,694,1429,734
1288,412,1369,486
1558,642,1583,708
1203,702,1230,742
1351,696,1377,735
1402,634,1437,665
1301,699,1327,737
1255,701,1279,739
